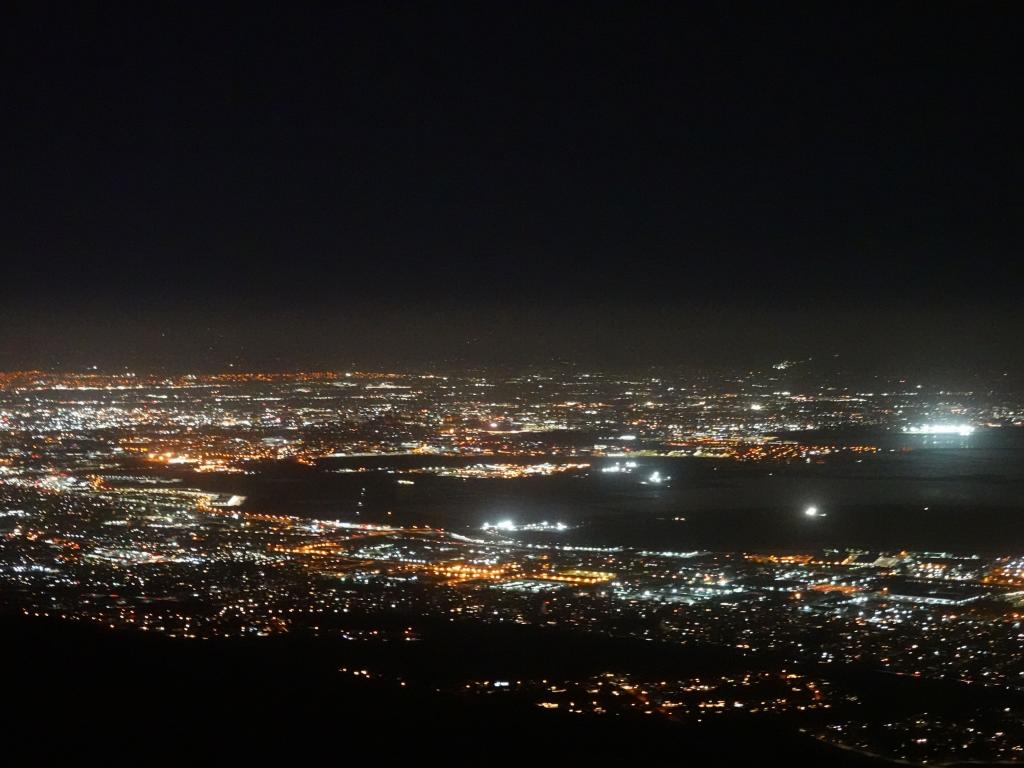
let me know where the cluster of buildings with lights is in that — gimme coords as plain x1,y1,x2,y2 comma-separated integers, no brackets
2,365,1024,763
0,366,1019,480
4,471,1022,762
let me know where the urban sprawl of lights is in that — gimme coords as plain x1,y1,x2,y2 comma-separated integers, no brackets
1,366,1022,764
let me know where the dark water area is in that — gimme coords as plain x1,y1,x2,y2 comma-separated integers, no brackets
184,427,1024,555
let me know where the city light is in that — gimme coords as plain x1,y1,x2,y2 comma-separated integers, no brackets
903,424,976,436
0,366,1020,765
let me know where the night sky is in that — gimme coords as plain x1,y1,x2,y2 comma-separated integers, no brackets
3,2,1022,370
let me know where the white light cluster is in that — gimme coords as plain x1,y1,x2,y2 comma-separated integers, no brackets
601,461,637,473
481,520,568,532
903,424,975,436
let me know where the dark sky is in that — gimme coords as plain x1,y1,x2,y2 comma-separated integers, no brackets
2,2,1022,370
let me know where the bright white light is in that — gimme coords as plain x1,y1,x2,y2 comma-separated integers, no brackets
750,403,763,411
649,471,662,484
804,505,819,517
481,519,515,531
602,461,638,474
903,423,975,436
483,519,568,533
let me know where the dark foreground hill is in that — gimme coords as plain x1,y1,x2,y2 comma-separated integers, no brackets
4,612,885,764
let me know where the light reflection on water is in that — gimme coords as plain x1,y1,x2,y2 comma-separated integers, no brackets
218,428,1024,553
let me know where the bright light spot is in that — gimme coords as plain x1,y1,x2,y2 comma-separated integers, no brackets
903,423,975,436
804,505,819,517
482,519,568,533
750,403,763,411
